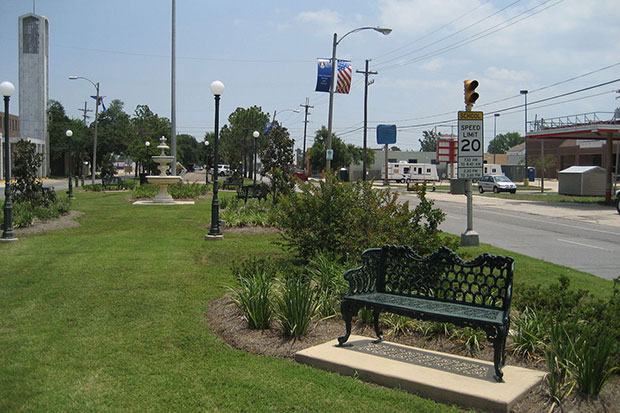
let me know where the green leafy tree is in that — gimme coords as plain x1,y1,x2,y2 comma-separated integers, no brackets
219,106,269,177
531,155,557,176
47,100,91,176
260,122,295,201
11,140,54,206
419,130,438,152
308,126,352,172
129,105,170,174
390,145,402,151
100,153,116,179
96,99,132,162
176,134,201,170
487,132,524,154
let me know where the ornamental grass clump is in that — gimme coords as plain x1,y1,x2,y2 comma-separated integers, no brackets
229,258,278,330
307,254,347,319
275,277,318,338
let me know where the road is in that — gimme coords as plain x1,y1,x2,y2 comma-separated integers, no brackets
400,188,620,280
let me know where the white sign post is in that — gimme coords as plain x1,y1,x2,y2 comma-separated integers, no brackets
457,111,483,179
457,110,483,247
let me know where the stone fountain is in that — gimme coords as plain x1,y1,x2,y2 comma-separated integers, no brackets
147,136,182,204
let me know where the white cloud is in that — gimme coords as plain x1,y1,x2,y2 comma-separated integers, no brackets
484,67,531,83
418,58,444,71
296,9,341,27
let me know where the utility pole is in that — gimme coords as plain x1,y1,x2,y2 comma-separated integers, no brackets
356,59,377,181
300,98,313,173
78,101,92,124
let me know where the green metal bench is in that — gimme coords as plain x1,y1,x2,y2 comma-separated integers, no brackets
236,184,269,203
222,177,244,190
338,245,514,382
101,177,126,190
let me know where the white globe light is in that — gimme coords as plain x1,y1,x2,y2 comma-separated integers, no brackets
145,141,151,147
0,81,15,97
210,80,225,96
66,130,73,137
253,131,259,138
204,140,210,146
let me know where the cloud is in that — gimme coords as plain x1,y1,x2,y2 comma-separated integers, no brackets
297,9,341,27
484,67,531,83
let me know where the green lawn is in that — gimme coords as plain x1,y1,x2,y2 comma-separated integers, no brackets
0,192,613,411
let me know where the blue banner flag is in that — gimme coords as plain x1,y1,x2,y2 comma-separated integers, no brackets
91,95,107,112
315,58,331,93
264,122,272,135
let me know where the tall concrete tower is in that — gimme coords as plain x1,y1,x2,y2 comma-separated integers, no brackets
18,13,49,177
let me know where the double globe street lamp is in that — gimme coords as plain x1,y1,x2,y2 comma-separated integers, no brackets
1,81,16,242
206,81,224,241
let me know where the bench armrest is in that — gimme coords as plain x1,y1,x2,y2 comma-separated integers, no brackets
343,248,382,295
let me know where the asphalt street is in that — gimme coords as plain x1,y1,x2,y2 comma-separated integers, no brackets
400,186,620,280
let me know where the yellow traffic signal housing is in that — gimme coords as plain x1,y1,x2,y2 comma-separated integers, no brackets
464,80,479,107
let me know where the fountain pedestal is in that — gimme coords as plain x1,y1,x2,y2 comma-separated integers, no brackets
146,137,182,204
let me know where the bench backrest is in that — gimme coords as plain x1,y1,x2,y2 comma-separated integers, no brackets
345,246,514,312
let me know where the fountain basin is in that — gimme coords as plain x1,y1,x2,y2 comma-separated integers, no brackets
146,175,182,203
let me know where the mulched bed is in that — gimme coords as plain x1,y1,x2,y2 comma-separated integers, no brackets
206,295,620,413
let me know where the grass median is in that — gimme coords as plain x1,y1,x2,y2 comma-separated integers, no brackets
0,191,613,411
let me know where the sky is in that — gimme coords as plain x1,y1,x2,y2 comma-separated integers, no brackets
2,0,620,152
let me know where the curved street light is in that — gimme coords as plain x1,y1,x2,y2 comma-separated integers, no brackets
326,27,392,171
69,75,100,185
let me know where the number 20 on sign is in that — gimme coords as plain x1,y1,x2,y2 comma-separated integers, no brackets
457,111,483,179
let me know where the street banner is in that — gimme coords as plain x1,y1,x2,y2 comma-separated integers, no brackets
315,58,331,92
335,60,352,94
315,59,352,94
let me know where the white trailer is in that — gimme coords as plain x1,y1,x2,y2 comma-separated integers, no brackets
382,162,439,183
483,164,504,175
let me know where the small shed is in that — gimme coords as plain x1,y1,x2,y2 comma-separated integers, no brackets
558,166,606,196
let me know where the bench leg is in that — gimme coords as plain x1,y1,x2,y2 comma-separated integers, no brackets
337,301,358,346
373,309,384,343
492,326,507,382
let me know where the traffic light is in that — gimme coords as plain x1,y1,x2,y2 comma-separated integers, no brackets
464,79,479,108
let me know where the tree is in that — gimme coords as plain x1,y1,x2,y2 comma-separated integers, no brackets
308,126,352,172
260,122,295,201
390,146,402,151
419,130,438,152
96,99,132,162
176,134,201,171
129,104,170,174
47,100,90,176
219,106,269,177
487,132,524,154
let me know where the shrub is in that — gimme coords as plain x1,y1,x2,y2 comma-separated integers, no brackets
2,197,71,229
168,182,208,199
11,140,55,207
275,277,317,338
273,175,458,262
82,184,104,192
100,153,116,179
514,275,590,321
221,198,273,228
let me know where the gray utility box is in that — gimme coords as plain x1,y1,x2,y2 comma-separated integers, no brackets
450,179,466,195
558,166,606,196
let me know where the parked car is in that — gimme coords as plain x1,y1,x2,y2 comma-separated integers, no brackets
615,190,620,214
217,164,231,176
478,175,517,194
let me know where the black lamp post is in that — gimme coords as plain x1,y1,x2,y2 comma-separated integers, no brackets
253,130,259,187
204,140,210,184
66,129,75,200
206,80,224,241
1,81,16,242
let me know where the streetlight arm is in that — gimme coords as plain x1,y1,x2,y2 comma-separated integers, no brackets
336,26,392,45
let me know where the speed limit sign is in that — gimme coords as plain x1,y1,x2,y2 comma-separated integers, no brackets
457,111,483,179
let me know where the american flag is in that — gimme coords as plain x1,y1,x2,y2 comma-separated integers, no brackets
335,60,352,94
